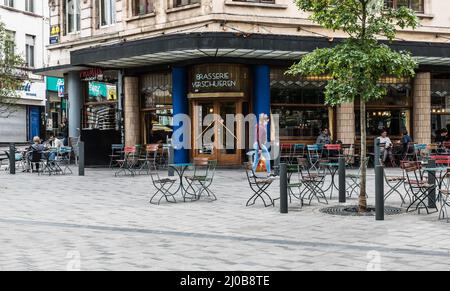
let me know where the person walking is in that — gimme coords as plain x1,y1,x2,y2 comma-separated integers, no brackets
252,113,272,177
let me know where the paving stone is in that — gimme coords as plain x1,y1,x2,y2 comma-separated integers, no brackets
0,167,449,270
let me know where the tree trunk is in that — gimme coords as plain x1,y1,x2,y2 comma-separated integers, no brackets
359,100,368,212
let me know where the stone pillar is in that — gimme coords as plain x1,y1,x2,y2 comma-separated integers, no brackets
413,72,431,145
124,76,141,147
67,71,82,138
336,102,355,144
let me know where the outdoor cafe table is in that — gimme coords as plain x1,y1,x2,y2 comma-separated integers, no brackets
321,162,339,199
168,163,195,201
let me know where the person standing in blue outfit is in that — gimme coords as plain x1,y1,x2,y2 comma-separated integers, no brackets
252,113,272,177
401,130,413,157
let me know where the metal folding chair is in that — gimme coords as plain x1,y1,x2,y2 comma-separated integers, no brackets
109,144,124,168
115,146,138,177
137,144,159,175
297,158,327,205
403,161,437,214
149,162,177,205
307,144,322,171
413,144,427,163
184,158,218,201
384,173,408,206
346,158,369,198
280,144,293,164
57,146,73,174
438,169,450,222
286,164,304,207
244,162,275,207
292,144,306,159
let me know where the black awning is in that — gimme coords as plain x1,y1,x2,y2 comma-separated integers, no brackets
70,32,450,67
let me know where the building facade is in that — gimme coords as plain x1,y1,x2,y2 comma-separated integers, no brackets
36,0,450,165
0,0,49,143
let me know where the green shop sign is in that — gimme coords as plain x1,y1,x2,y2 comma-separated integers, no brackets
46,77,64,96
88,82,117,101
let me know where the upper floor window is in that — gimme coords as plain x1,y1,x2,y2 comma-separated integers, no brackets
1,30,15,61
132,0,154,16
173,0,200,8
3,0,13,8
65,0,81,34
384,0,424,13
232,0,275,3
25,0,34,12
25,34,35,67
99,0,116,26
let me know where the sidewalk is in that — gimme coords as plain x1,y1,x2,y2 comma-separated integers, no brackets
0,168,449,270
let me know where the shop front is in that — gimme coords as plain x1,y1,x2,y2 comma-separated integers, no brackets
431,75,450,140
189,64,250,166
79,68,121,166
34,32,450,166
45,76,67,139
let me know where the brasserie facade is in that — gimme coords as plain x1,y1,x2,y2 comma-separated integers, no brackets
35,1,450,165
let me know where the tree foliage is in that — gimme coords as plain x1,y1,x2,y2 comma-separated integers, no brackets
287,0,419,211
0,20,27,117
288,0,418,105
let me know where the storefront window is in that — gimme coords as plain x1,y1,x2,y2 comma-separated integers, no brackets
270,67,330,140
45,77,66,139
356,110,410,137
355,78,412,138
140,72,173,144
83,81,118,130
431,78,450,140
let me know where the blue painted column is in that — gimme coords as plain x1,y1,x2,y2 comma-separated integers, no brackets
253,65,271,137
172,67,190,164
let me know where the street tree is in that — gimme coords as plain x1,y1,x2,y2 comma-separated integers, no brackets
288,0,419,212
0,20,27,118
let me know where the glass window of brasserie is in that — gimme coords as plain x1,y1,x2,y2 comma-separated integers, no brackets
431,78,450,141
140,72,173,144
355,77,412,140
83,81,118,130
270,67,330,142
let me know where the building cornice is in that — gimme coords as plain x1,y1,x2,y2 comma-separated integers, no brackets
47,13,450,52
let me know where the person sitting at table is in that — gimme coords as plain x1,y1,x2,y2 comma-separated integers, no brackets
53,135,64,149
378,129,394,165
316,128,332,145
436,128,449,144
401,130,413,157
27,136,48,172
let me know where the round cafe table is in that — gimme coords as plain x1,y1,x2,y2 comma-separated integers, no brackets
168,163,195,202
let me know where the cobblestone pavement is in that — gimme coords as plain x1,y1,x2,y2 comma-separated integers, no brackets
0,165,449,271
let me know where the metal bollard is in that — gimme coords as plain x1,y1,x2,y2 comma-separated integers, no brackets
280,163,288,214
9,143,15,175
427,159,437,208
375,165,384,221
78,141,85,176
339,157,346,203
374,138,381,167
168,145,174,177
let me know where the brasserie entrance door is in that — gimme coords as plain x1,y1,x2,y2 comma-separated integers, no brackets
192,100,243,165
